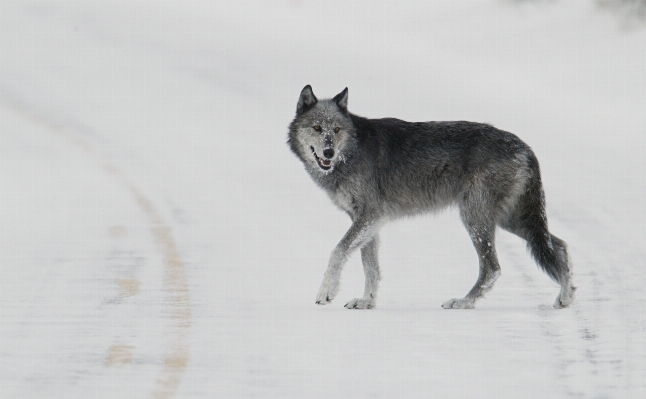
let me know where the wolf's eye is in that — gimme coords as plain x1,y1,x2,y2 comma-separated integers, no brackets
313,125,321,131
334,127,340,133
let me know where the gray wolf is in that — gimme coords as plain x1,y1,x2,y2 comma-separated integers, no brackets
287,85,575,309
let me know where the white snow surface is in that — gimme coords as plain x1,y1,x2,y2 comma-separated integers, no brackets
1,1,645,398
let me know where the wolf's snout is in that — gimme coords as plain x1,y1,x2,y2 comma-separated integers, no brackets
323,148,335,159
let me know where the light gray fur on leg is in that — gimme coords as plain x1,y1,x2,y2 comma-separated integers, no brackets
315,217,380,305
554,280,576,309
443,222,501,309
554,246,575,308
345,235,381,309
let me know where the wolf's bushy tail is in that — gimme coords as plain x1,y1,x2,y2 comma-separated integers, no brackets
518,156,570,285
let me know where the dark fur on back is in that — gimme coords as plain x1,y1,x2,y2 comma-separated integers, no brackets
288,86,574,309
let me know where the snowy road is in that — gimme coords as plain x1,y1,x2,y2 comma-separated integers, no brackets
1,1,645,398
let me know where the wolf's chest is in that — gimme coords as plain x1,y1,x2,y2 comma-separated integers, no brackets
328,187,357,215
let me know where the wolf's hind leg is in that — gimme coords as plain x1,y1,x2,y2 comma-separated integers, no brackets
345,235,381,309
442,221,501,309
549,234,575,308
501,201,575,308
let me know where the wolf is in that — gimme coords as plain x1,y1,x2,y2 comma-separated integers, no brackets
287,85,575,309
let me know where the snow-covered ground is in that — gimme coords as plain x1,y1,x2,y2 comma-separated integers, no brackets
1,1,645,398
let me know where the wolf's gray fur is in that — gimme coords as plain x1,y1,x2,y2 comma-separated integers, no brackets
288,85,575,309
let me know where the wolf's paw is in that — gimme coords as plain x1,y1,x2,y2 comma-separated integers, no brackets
315,279,339,305
315,294,332,305
554,285,576,309
344,297,375,309
442,297,475,309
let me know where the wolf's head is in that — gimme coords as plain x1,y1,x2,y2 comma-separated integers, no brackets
288,85,357,174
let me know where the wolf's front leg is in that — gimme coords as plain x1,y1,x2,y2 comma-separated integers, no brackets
315,217,380,305
345,235,380,309
314,247,346,305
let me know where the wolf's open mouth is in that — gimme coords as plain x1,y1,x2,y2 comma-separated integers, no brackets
310,146,332,170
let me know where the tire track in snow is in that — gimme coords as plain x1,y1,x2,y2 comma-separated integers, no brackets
498,211,633,398
496,234,577,396
1,96,192,399
550,208,643,397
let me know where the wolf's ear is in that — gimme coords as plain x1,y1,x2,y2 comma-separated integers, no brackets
332,87,348,112
297,85,318,114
